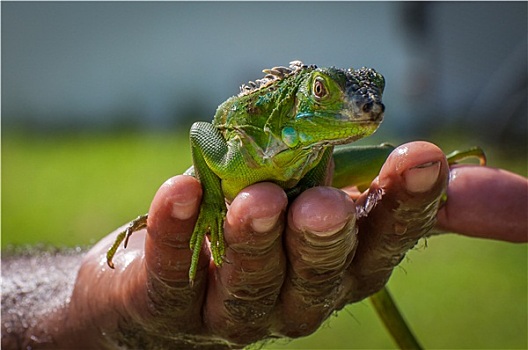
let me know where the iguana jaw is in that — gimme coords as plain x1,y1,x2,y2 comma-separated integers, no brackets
278,118,382,150
319,120,382,147
288,95,384,148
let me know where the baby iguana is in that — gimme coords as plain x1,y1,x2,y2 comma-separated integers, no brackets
107,60,386,279
107,60,421,348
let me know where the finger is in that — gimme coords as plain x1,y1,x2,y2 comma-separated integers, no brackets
346,141,449,302
437,165,528,242
143,175,207,329
275,186,357,337
204,182,288,345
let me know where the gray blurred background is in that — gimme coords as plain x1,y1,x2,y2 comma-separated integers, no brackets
2,2,527,145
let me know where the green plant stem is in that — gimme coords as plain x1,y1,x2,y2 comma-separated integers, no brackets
370,287,423,350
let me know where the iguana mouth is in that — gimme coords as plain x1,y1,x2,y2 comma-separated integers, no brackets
340,101,385,123
364,102,385,123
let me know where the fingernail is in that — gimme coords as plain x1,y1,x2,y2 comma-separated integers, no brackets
310,220,349,237
404,161,441,193
251,213,280,233
171,198,198,220
295,210,352,237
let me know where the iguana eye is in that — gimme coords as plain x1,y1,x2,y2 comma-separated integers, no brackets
313,78,327,99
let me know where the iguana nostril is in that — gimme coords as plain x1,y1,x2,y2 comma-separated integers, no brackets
362,102,373,113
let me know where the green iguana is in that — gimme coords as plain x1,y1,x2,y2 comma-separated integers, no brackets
105,60,485,349
107,60,386,275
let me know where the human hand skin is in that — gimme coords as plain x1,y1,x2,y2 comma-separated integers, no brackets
436,165,527,242
48,141,526,349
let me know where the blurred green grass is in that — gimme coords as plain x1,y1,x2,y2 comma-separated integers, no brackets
2,130,527,349
2,131,191,247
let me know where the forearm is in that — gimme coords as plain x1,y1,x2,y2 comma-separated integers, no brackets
0,239,226,350
1,247,84,349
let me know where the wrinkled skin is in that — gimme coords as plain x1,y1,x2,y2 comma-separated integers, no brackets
5,141,526,349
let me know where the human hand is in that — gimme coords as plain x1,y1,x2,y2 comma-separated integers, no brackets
65,140,526,349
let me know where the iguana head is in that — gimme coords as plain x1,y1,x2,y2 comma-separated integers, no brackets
279,63,385,149
254,61,385,148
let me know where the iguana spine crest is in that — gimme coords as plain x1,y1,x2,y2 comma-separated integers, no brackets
238,60,316,97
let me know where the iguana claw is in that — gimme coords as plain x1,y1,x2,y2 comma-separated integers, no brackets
188,204,226,282
106,214,148,269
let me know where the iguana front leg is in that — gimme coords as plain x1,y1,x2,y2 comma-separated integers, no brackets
188,121,229,282
106,122,228,279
